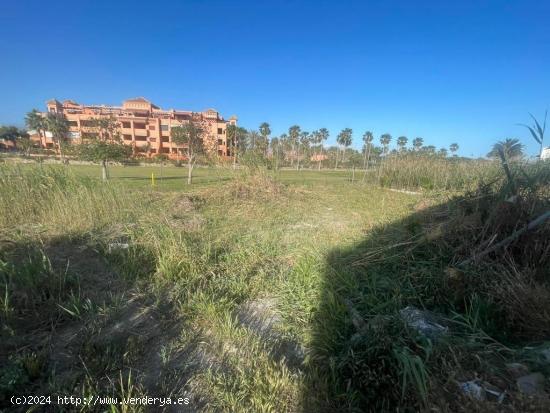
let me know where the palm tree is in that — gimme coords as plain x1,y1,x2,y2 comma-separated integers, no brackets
380,133,392,154
317,128,329,170
450,143,459,156
248,130,260,152
270,136,280,170
424,145,436,155
288,125,301,168
25,109,47,147
487,138,524,160
259,122,271,156
397,136,408,152
362,131,374,170
297,131,311,170
336,128,353,169
45,112,69,160
279,133,289,166
519,111,547,160
412,137,423,151
377,133,392,182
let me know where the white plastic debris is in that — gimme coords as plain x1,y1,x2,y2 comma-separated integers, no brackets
459,381,486,401
108,242,129,253
459,380,506,403
399,306,448,339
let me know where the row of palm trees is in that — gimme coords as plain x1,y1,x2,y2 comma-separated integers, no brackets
229,121,463,170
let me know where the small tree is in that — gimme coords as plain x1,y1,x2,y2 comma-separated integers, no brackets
78,116,131,180
171,122,205,184
0,125,20,145
16,133,33,156
227,124,248,169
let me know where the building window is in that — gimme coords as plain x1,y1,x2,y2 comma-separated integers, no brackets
135,136,147,141
217,139,223,145
160,125,169,131
134,123,146,129
217,128,222,135
218,150,223,156
149,125,156,130
68,121,78,127
162,136,169,142
161,148,170,153
123,135,132,140
122,122,131,128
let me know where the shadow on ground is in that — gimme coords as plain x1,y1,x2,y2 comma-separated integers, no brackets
303,191,550,412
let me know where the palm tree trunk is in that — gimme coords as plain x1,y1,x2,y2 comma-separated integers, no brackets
101,159,108,181
318,146,323,170
187,157,193,185
233,142,237,170
187,149,193,185
363,145,372,182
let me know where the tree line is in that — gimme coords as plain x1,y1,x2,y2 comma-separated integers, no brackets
0,109,545,184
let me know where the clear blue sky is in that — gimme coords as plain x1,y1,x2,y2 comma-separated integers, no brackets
1,0,548,157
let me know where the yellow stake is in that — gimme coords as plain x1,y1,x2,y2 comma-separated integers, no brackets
151,172,155,187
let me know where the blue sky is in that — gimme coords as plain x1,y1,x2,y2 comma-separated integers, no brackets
1,0,548,157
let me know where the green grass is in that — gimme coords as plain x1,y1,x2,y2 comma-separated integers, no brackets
0,160,548,412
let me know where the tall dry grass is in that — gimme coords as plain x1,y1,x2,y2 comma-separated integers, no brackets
0,164,144,235
364,154,502,191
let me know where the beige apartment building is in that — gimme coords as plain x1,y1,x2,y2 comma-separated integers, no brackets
33,97,237,159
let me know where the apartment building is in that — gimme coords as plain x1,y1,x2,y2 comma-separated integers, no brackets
33,97,237,159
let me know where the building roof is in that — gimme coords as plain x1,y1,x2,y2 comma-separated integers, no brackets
125,97,150,103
